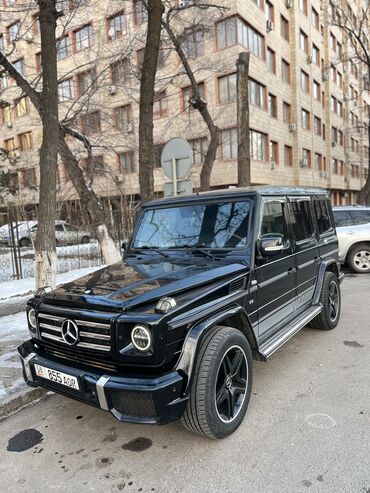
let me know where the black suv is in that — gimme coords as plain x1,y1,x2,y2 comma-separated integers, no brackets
19,187,343,439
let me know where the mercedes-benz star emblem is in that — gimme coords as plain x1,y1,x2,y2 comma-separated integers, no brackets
61,319,79,346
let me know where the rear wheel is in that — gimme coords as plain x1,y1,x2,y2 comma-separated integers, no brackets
19,237,31,248
347,244,370,273
81,235,90,244
310,271,341,330
181,326,253,439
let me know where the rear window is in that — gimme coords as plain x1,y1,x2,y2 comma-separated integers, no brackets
313,199,333,235
334,209,370,227
289,199,314,242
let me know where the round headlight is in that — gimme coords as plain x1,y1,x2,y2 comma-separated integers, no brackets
131,325,152,352
28,308,37,331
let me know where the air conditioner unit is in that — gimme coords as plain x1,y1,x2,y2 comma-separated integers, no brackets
300,158,308,168
266,20,273,33
332,140,337,147
306,54,313,64
285,0,293,9
270,160,276,170
125,123,134,133
289,123,296,133
107,84,117,95
6,121,12,128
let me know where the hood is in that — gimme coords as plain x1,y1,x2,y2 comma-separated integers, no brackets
44,257,249,311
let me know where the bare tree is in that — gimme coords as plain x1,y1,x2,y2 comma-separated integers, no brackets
236,52,251,187
331,2,370,203
138,0,165,203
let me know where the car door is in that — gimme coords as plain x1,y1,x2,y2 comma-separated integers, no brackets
313,198,337,262
255,197,297,336
288,197,319,310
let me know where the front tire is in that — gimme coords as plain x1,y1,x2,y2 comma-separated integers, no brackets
347,244,370,273
181,326,253,439
310,271,341,330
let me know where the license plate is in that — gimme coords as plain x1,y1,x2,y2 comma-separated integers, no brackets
34,364,80,391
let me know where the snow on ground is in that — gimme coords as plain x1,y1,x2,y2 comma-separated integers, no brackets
0,265,105,301
0,311,28,342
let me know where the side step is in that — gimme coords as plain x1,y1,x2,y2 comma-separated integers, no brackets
259,305,322,359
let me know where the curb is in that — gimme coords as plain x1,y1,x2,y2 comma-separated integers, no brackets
0,387,48,421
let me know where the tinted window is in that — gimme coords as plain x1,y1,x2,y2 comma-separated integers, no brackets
333,210,350,227
260,201,287,239
55,224,64,232
289,200,314,241
313,199,333,235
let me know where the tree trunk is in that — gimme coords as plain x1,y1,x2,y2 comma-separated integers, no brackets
237,52,251,187
58,134,121,265
357,116,370,204
34,0,59,289
138,0,164,204
163,19,220,192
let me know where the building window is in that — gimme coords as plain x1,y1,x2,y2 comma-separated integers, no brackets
182,83,205,110
301,108,310,129
283,102,291,123
119,151,136,173
1,104,12,126
315,153,323,171
153,91,168,119
74,24,94,51
268,94,277,118
115,105,132,129
134,0,148,25
5,138,17,158
18,132,33,151
314,116,322,136
218,74,236,104
14,97,28,118
13,58,24,76
111,58,130,84
107,12,125,41
337,71,342,88
313,80,321,101
269,141,279,163
300,70,309,93
284,146,293,167
249,79,266,109
302,148,311,168
216,16,265,59
7,21,21,44
0,35,4,51
299,30,308,53
266,48,276,73
220,128,238,160
21,168,36,188
282,59,290,84
280,15,289,41
80,111,101,135
266,1,274,23
337,100,343,117
77,69,96,95
189,137,208,165
58,79,74,101
181,28,204,59
250,130,267,161
299,0,308,15
312,44,320,65
311,7,319,30
338,129,343,146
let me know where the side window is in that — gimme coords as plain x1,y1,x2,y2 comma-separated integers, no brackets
289,199,314,242
347,210,370,226
313,199,333,235
333,210,350,227
260,200,288,241
55,224,64,232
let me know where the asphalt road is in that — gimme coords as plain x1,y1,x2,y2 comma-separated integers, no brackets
0,273,369,493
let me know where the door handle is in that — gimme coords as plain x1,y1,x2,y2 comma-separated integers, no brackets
287,267,295,275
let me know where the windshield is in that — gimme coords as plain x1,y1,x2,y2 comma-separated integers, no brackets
132,200,252,249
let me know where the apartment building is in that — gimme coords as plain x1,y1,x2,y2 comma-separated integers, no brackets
0,0,369,225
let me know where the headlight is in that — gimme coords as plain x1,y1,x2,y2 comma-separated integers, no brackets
28,308,37,332
131,325,152,352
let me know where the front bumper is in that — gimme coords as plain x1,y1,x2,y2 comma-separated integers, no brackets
18,340,188,425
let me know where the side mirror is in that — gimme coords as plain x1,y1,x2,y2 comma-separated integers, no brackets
259,234,284,256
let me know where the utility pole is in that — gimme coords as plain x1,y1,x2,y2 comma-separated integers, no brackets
237,52,251,187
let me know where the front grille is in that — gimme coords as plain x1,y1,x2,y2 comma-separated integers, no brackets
38,312,111,353
110,389,156,418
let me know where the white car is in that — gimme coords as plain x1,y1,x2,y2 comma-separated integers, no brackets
333,206,370,273
30,221,91,246
0,221,38,247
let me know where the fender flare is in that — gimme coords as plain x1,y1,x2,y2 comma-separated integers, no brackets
312,259,342,305
175,304,256,393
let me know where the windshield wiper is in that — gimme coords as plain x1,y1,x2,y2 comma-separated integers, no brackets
169,244,216,259
134,246,169,258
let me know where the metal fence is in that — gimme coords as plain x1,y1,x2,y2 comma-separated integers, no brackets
0,241,103,283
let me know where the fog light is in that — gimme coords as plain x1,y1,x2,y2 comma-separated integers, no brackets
131,325,152,352
28,308,37,331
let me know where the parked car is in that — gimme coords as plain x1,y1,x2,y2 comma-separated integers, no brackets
333,206,370,273
30,221,91,245
0,221,38,247
19,187,342,439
